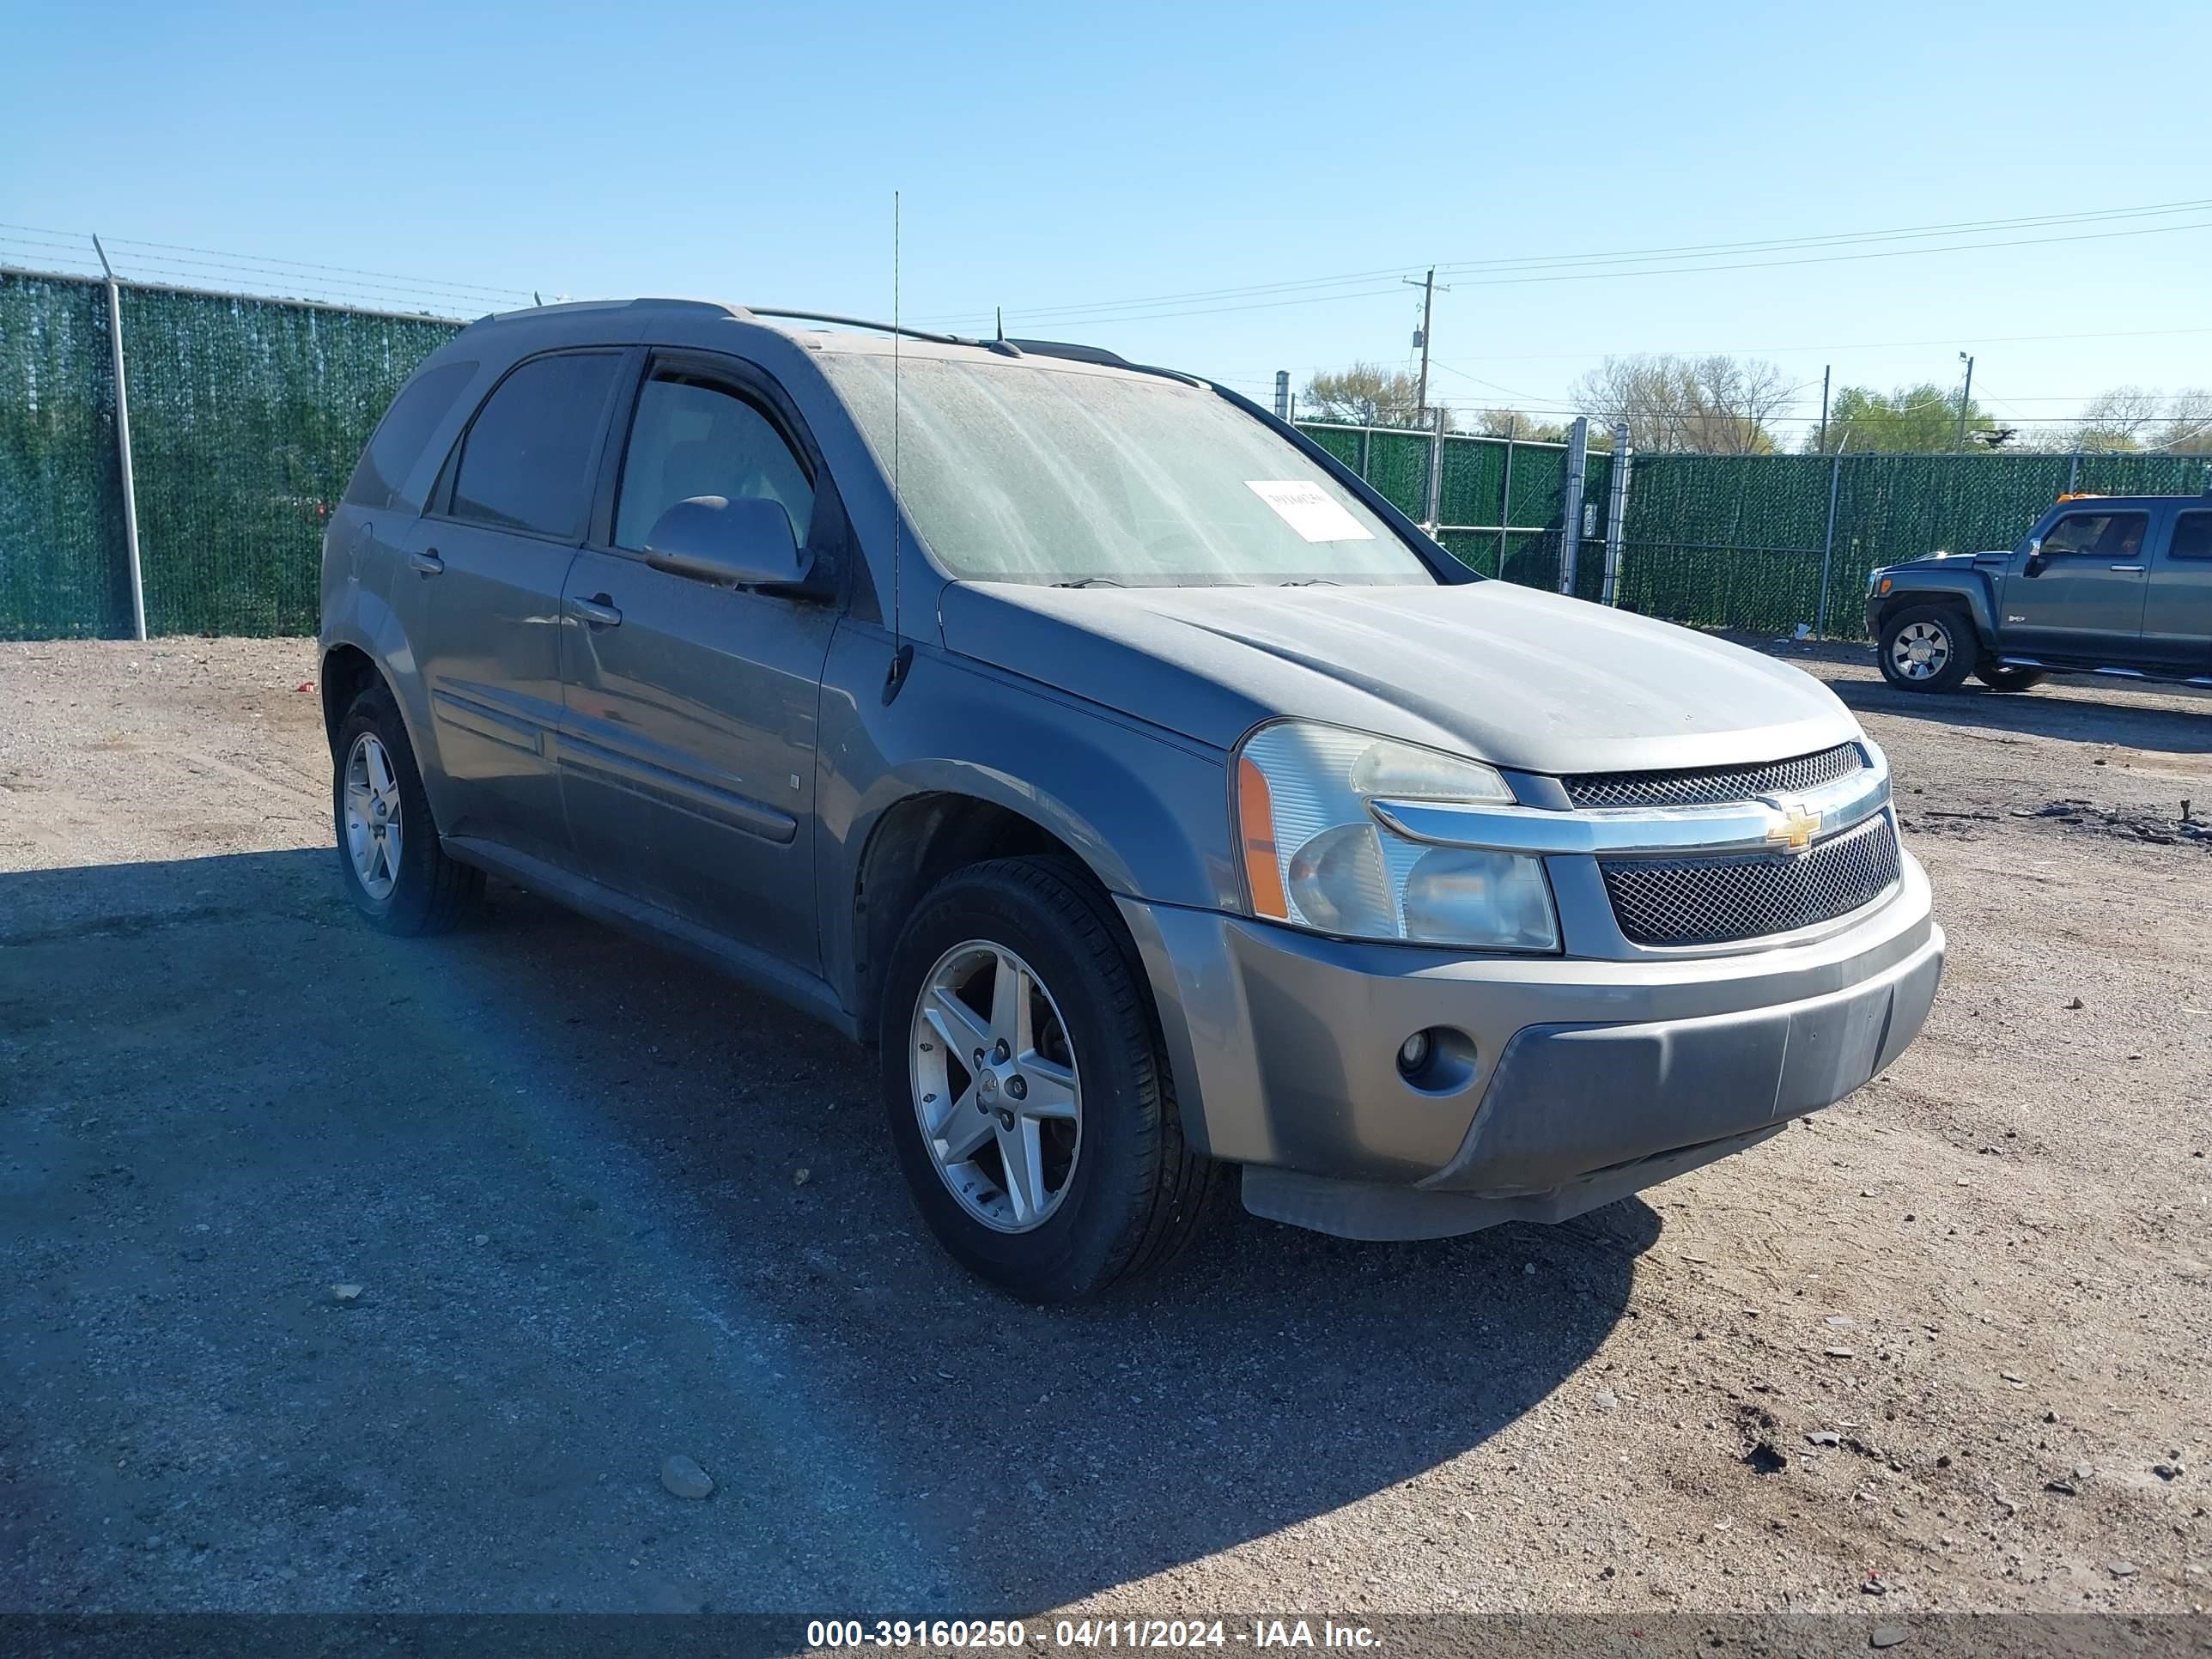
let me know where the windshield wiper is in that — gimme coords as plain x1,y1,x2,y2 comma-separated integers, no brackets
1051,576,1127,588
1276,578,1340,587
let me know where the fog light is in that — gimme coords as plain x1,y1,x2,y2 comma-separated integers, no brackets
1395,1025,1479,1094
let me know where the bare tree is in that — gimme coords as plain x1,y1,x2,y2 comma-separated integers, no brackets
1303,362,1445,428
2069,386,2167,452
2156,388,2212,454
1572,354,1793,453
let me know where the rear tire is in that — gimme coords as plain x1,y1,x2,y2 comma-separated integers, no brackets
1877,605,1974,693
332,684,483,935
1974,665,2045,693
878,855,1218,1304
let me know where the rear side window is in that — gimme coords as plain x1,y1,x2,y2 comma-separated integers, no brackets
449,352,621,539
343,360,477,512
2171,511,2212,562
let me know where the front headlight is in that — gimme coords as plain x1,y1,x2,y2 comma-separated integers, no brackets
1234,722,1559,951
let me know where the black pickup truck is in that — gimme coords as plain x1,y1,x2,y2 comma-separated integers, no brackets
1865,494,2212,694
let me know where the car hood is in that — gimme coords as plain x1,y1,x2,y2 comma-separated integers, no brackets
1880,550,2003,572
938,580,1862,775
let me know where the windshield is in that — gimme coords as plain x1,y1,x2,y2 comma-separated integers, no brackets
818,352,1438,587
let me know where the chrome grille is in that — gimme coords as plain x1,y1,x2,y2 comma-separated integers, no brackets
1601,812,1901,947
1565,743,1864,810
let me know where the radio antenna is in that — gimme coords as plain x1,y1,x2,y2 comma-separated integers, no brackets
884,188,912,702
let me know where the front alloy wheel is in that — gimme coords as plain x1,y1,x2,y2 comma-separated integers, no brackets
878,856,1218,1302
910,941,1083,1231
1890,621,1952,682
1878,605,1972,693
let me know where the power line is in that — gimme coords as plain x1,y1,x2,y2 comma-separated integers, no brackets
914,196,2212,330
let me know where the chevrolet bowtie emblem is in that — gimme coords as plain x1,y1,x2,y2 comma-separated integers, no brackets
1765,803,1822,853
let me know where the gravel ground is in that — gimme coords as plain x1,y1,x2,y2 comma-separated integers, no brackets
1,635,2208,1620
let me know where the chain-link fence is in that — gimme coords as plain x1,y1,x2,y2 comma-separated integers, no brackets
6,264,2211,641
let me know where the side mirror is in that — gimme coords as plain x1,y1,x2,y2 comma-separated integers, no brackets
642,495,813,589
2023,537,2046,576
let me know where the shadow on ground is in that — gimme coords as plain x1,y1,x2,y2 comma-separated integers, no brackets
1,849,1655,1613
1826,675,2212,754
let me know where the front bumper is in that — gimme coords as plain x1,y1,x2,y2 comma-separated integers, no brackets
1115,851,1943,1239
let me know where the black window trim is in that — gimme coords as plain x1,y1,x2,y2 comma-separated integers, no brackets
425,345,635,547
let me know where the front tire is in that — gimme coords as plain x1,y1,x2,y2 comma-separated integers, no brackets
1974,665,2045,693
878,856,1216,1303
1878,605,1974,693
332,685,483,935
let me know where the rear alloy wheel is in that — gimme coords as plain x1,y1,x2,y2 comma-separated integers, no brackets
879,856,1218,1303
331,685,483,935
1878,605,1973,693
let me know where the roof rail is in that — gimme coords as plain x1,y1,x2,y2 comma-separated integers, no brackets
473,295,750,325
1005,339,1130,368
747,307,988,349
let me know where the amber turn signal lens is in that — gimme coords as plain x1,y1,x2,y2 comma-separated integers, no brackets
1237,756,1289,920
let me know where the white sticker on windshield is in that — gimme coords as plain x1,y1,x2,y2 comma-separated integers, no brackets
1244,480,1375,544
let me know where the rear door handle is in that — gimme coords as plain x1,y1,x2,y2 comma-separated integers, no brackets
568,594,623,628
409,549,445,576
2109,563,2145,573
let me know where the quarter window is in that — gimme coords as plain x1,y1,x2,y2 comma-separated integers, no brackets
2039,512,2148,560
449,352,621,539
2170,511,2212,562
344,360,477,513
614,374,815,552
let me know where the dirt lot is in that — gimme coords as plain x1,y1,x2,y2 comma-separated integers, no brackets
2,635,2208,1619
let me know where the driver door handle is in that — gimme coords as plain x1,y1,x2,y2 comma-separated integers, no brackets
409,549,444,576
2109,563,2146,573
568,593,623,628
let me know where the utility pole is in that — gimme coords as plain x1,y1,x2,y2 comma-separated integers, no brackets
1956,352,1975,449
1402,267,1449,421
1818,364,1831,455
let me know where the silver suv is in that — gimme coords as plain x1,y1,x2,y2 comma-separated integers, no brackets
319,299,1944,1303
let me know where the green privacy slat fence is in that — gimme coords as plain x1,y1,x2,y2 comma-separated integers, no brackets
0,273,131,638
5,266,2210,641
117,285,459,635
0,269,461,639
1619,449,2212,639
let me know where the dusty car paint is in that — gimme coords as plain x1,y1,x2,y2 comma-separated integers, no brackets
323,298,1943,1242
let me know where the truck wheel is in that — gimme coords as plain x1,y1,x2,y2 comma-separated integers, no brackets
1878,605,1973,693
878,855,1218,1304
1974,665,2045,693
332,685,483,935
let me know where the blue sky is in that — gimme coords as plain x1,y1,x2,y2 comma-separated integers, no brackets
7,0,2209,438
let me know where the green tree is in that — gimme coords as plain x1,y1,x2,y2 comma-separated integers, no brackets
1473,409,1576,444
1803,383,1995,453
